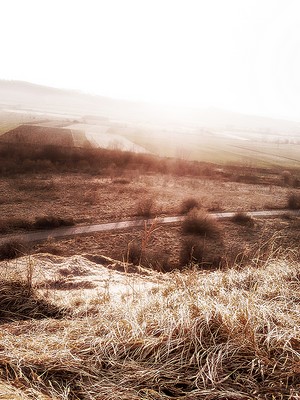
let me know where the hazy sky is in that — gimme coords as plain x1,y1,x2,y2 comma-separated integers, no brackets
1,0,300,120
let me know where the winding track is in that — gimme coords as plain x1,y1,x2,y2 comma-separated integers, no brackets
1,209,299,244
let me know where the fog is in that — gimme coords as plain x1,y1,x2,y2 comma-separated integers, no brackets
1,0,300,121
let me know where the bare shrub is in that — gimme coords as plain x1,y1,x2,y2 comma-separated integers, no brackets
231,211,254,226
182,209,220,237
180,197,200,214
135,196,156,218
287,192,300,209
180,237,204,267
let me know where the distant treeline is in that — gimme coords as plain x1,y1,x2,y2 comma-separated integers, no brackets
0,142,217,177
0,142,299,187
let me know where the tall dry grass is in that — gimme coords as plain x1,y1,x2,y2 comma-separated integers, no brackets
0,249,299,399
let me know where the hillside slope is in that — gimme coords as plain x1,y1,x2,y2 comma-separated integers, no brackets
0,252,299,399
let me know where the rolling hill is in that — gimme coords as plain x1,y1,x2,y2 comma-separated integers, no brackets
1,79,300,133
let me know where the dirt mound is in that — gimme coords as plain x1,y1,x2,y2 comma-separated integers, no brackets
0,253,161,307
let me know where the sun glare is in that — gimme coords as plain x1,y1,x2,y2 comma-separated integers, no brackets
1,0,300,119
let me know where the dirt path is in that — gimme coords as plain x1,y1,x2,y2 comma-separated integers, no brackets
1,209,299,244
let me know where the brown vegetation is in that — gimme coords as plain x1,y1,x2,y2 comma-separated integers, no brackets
135,196,156,218
179,197,200,214
0,240,29,261
0,215,74,234
182,209,220,237
179,236,224,269
287,192,300,209
231,211,254,226
0,138,299,398
0,250,299,398
0,279,67,322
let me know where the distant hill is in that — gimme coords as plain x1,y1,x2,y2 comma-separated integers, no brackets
1,80,300,134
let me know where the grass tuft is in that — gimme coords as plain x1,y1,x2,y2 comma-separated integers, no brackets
231,211,254,226
182,209,220,237
135,196,156,218
179,197,200,214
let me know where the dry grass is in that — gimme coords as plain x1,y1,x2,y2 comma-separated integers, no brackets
231,211,255,227
135,196,156,218
180,197,200,214
182,209,221,237
34,215,74,229
0,239,29,260
179,236,224,269
0,173,293,229
0,247,299,399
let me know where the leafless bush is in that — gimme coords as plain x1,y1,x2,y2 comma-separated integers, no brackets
182,209,220,237
180,197,200,214
231,211,254,226
135,196,156,218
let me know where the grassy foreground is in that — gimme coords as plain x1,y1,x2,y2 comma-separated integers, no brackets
0,252,299,399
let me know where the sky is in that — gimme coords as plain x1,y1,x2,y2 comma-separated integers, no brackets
1,0,300,120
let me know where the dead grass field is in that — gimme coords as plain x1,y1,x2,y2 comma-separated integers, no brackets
0,161,299,398
1,171,299,271
0,248,299,399
0,172,293,228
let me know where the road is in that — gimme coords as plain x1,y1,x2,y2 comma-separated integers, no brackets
1,209,299,244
